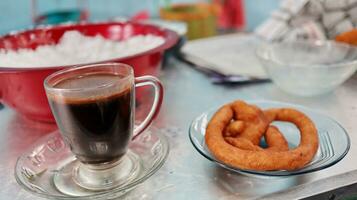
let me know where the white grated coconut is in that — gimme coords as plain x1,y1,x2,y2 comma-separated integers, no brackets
0,31,165,67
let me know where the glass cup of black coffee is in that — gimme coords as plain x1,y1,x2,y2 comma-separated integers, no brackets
44,63,163,193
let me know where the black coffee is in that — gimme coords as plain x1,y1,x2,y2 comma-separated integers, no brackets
48,74,134,164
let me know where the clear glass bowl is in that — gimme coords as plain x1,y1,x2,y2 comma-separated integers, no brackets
256,40,357,96
189,100,350,176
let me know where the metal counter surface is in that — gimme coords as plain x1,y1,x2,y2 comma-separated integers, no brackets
1,59,357,199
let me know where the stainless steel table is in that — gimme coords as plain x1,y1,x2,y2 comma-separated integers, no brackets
1,59,357,199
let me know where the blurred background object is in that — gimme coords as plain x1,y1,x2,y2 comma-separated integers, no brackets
31,0,89,25
335,29,357,46
256,40,357,96
255,0,357,42
0,22,178,122
0,0,280,36
214,0,245,31
160,2,219,40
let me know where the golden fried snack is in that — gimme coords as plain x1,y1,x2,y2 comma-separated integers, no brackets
225,137,263,151
264,125,289,151
263,109,278,123
225,125,288,151
205,101,319,171
223,101,288,151
224,120,245,137
263,109,289,151
230,101,268,145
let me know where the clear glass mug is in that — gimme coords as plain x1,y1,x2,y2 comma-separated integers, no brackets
44,63,163,191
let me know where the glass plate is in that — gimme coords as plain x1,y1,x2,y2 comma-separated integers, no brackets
189,100,350,176
15,126,169,199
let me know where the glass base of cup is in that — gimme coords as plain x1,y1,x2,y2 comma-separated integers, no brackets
53,150,142,196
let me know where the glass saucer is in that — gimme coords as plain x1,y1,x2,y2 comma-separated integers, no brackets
15,126,169,199
189,100,350,176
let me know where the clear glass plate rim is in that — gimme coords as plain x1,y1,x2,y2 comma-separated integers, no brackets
188,100,351,176
15,127,170,199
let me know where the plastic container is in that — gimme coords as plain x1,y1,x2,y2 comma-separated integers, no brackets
0,21,178,122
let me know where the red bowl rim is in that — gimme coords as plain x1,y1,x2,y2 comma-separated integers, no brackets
0,21,179,72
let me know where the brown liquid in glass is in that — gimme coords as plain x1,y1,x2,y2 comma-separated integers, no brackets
48,74,134,164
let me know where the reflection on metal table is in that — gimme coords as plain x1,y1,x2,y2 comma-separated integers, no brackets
1,59,357,199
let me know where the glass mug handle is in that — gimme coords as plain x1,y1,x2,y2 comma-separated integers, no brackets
132,76,163,140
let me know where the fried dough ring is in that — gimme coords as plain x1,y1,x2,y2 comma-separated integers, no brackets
225,125,289,151
224,121,245,137
264,125,289,151
225,126,289,151
225,137,263,151
224,101,289,151
205,101,319,171
230,101,268,145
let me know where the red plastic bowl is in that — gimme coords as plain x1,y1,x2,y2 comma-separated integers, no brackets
0,22,178,122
